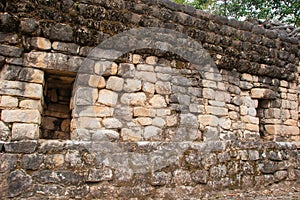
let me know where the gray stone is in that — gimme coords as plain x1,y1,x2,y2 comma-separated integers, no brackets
248,150,260,161
210,165,227,179
2,109,41,124
7,170,32,197
98,89,118,106
102,118,122,129
0,154,18,173
155,81,171,94
203,127,219,141
269,151,283,161
33,170,83,185
150,172,172,186
75,87,98,105
20,18,39,33
274,170,288,181
47,23,74,42
106,76,124,91
180,113,198,128
4,140,38,153
143,126,162,140
0,121,10,141
21,154,43,170
191,170,209,184
86,168,113,182
0,45,23,57
135,71,157,83
52,41,80,54
92,130,119,141
259,161,278,174
149,95,167,108
12,123,39,140
121,93,146,106
173,170,192,185
123,79,142,92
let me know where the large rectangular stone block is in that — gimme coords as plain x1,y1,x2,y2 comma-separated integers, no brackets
12,123,39,140
0,80,43,99
0,44,23,57
2,109,41,124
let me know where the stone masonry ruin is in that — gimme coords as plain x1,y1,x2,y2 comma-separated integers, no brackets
0,0,299,198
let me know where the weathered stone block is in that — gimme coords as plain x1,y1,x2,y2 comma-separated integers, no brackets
142,82,155,94
106,76,124,91
92,130,119,141
0,80,43,99
12,123,39,140
52,41,80,54
86,168,113,182
145,56,158,65
150,172,172,186
134,107,151,117
206,106,228,116
75,87,98,105
191,170,209,184
0,121,10,141
76,106,114,117
136,117,152,126
21,154,43,170
2,109,41,124
29,37,51,50
149,95,167,108
98,89,118,106
0,44,23,57
95,61,118,76
124,79,142,92
135,71,157,83
155,81,171,94
143,126,162,140
137,64,154,71
121,93,146,106
7,170,32,198
4,140,38,153
121,128,142,141
102,118,122,129
251,88,276,99
0,96,18,108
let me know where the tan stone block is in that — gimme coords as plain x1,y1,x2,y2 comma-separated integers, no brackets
121,93,146,106
203,88,215,99
229,111,239,120
145,56,158,65
0,96,18,108
202,80,217,89
94,61,118,76
76,106,114,117
30,37,51,50
245,124,259,132
219,118,231,130
280,80,288,87
0,80,43,99
136,117,152,126
2,109,41,123
166,115,178,126
155,81,171,95
241,116,259,124
198,115,219,127
98,89,118,107
87,75,105,88
264,119,281,124
142,82,155,94
149,95,167,108
132,54,143,64
241,73,253,82
12,123,39,140
284,119,298,126
73,117,102,129
265,125,299,135
134,107,150,117
251,88,276,99
124,79,142,92
106,76,124,91
121,128,142,141
206,106,228,116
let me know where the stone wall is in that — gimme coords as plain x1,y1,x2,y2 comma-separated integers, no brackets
0,0,300,198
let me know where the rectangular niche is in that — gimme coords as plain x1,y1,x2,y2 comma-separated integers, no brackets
41,70,76,140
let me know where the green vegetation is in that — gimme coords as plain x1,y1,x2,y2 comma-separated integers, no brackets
173,0,300,26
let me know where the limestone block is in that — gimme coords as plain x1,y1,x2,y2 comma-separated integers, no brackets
209,100,226,107
206,106,228,116
0,121,10,141
135,71,157,83
241,73,253,82
157,73,171,81
72,117,102,129
149,95,167,108
92,75,106,89
0,96,18,108
118,63,135,77
215,91,231,102
75,87,98,105
202,80,217,89
19,68,44,84
52,41,80,54
247,107,257,117
121,93,146,106
0,44,23,57
264,108,281,119
145,56,158,65
203,88,215,99
121,128,142,141
229,111,239,120
155,81,171,95
136,117,152,126
219,118,232,130
92,130,119,141
142,82,155,94
75,106,114,117
241,116,259,124
202,72,222,81
152,117,166,127
265,125,299,136
123,79,141,92
189,104,204,113
132,54,143,64
19,100,43,113
137,64,154,72
102,118,122,129
29,37,51,50
134,107,151,117
251,88,276,99
245,124,259,132
240,81,253,90
198,115,219,127
143,126,162,140
98,89,118,106
86,168,113,182
12,123,39,140
284,119,297,126
156,108,171,116
106,76,124,91
203,126,219,141
0,80,43,99
2,109,41,124
180,113,198,128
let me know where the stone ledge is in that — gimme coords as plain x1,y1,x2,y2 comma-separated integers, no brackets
4,140,38,153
